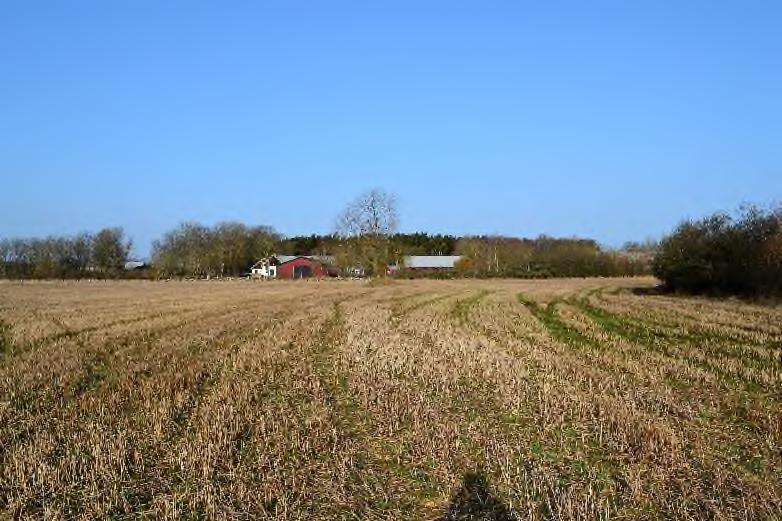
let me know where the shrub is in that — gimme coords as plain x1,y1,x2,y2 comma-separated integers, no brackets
653,205,782,296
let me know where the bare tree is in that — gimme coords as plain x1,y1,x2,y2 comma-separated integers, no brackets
337,188,398,237
336,188,399,277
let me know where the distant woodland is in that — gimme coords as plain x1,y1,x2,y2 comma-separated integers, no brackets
1,192,779,297
0,228,653,280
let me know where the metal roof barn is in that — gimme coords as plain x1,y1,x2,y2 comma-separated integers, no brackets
404,255,462,269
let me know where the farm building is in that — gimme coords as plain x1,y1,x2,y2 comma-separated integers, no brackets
404,255,462,270
251,255,334,279
388,255,462,274
250,258,277,279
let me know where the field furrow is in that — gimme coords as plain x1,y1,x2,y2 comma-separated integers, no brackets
0,278,779,520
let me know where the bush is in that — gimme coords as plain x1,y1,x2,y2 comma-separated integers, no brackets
653,205,782,296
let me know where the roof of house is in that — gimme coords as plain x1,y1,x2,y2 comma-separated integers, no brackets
404,255,462,269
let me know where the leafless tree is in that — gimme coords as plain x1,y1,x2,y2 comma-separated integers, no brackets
335,189,399,277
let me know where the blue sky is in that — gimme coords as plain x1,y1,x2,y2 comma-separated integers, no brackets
1,1,780,256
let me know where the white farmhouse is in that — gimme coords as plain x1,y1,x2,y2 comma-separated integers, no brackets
250,258,277,279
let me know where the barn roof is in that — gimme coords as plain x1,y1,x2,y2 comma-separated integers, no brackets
276,255,302,264
275,255,335,265
404,255,461,269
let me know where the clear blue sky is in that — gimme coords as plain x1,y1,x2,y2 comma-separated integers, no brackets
1,1,780,257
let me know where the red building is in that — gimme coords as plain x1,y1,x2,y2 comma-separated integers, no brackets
275,256,331,279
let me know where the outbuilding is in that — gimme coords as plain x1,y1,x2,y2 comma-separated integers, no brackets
403,255,462,271
387,255,462,276
276,256,330,279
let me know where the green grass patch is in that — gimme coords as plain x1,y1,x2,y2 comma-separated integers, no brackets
572,295,776,394
593,289,782,350
570,298,670,353
516,294,599,350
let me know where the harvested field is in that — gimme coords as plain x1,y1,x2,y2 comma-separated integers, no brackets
0,278,780,520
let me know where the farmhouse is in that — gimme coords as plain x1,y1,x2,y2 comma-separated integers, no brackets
251,255,333,279
250,258,277,279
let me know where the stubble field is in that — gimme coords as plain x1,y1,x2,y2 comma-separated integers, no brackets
0,278,780,520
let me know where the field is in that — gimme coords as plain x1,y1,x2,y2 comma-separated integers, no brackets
0,278,780,520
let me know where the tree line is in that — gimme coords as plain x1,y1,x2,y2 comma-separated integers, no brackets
0,228,132,279
4,189,777,294
151,222,280,278
278,232,458,257
0,188,652,280
257,234,654,278
281,190,653,278
0,228,651,281
451,236,651,278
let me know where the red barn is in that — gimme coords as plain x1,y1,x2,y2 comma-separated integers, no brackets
275,256,330,279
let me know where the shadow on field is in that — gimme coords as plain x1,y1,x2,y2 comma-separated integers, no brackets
630,285,666,296
441,471,515,521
